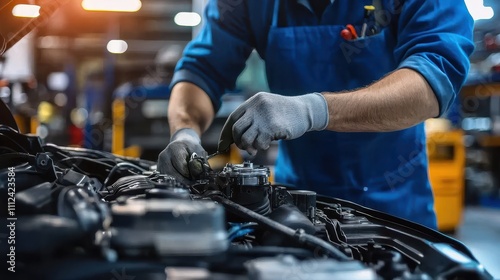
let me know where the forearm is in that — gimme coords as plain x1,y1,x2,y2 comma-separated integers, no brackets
323,68,439,132
168,82,215,136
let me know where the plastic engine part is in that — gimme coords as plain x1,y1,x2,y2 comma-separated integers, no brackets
110,199,228,256
245,255,378,280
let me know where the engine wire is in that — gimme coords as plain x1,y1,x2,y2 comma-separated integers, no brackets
103,162,147,187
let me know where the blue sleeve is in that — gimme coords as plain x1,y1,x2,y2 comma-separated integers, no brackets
170,0,255,112
394,0,475,117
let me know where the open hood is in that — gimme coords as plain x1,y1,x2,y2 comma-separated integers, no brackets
0,0,68,56
0,0,69,131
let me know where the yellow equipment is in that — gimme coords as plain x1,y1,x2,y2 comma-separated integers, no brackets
112,99,142,158
13,114,38,134
427,130,465,232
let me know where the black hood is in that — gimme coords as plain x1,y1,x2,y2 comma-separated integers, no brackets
0,0,68,131
0,0,68,56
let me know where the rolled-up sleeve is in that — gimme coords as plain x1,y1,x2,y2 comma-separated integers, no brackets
170,0,255,112
394,0,475,117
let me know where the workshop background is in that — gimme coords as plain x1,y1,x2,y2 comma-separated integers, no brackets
1,0,500,278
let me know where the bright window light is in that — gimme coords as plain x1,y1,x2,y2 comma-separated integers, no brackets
174,12,201,27
465,0,494,20
107,40,128,54
82,0,142,12
12,4,41,18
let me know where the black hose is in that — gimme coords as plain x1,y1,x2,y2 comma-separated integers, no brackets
103,162,147,187
44,144,115,159
209,195,351,261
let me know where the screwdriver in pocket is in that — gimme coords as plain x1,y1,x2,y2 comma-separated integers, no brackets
361,5,375,38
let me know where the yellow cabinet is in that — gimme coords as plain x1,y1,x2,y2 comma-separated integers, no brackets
427,130,465,232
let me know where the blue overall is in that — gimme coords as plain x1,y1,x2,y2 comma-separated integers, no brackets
267,0,435,228
171,0,474,229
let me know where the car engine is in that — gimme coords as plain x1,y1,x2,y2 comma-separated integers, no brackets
0,124,494,280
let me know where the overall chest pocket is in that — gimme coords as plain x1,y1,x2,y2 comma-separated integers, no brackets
336,26,398,90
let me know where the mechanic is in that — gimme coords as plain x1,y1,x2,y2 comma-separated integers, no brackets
158,0,474,229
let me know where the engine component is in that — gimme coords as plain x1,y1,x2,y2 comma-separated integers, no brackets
58,169,101,191
0,124,494,280
209,195,350,261
55,184,109,233
15,215,84,256
219,162,271,215
16,182,53,214
101,173,185,201
110,199,228,256
0,125,44,154
145,188,190,199
259,204,316,247
245,255,378,280
288,190,317,222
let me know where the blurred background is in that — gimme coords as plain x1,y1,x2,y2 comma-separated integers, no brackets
0,0,500,277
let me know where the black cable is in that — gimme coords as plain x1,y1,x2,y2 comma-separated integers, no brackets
54,157,113,182
44,149,72,162
0,152,36,169
209,195,351,261
105,176,141,194
44,144,113,159
97,158,118,165
44,144,154,169
45,146,115,168
58,157,114,169
103,162,147,187
43,144,73,157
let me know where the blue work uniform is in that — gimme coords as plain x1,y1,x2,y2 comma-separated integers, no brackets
171,0,474,228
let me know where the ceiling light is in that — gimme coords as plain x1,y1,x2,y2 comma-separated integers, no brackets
107,40,128,54
465,0,494,20
174,12,201,27
82,0,142,12
12,4,41,18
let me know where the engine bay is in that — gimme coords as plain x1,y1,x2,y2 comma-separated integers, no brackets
0,124,494,280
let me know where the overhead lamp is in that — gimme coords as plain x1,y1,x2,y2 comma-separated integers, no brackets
82,0,142,12
107,40,128,54
174,12,201,27
465,0,494,20
12,4,41,18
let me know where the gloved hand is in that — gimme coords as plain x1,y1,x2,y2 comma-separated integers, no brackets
157,128,207,184
219,92,329,155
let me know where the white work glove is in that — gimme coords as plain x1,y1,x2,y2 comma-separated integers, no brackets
219,92,329,155
157,128,207,184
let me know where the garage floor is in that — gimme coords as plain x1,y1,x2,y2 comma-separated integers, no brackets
453,207,500,279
